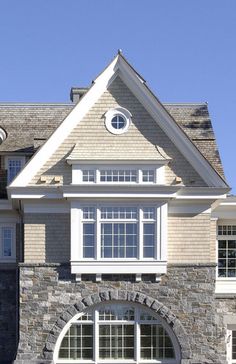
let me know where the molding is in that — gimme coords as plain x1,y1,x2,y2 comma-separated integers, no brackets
215,278,236,295
10,56,120,188
9,53,227,189
104,106,132,135
71,261,167,275
67,159,169,165
117,60,227,188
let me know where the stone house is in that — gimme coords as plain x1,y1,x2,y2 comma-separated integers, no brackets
0,52,236,364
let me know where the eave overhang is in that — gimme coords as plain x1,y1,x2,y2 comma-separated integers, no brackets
7,185,230,201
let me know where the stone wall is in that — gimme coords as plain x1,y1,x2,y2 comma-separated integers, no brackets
14,264,229,364
0,268,17,363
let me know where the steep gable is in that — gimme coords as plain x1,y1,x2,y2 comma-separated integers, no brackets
9,53,228,189
30,76,206,187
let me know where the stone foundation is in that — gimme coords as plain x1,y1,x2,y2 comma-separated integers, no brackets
13,263,231,364
0,268,17,363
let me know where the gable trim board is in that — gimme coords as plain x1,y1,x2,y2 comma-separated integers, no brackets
9,53,228,189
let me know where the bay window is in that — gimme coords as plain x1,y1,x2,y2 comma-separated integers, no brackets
70,203,167,277
81,206,156,260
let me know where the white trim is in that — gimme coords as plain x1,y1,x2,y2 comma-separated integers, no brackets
70,202,167,275
53,302,181,364
104,107,132,135
117,59,227,187
71,164,165,185
0,127,7,144
9,54,227,189
71,261,167,275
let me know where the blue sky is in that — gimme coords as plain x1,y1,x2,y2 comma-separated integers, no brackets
0,0,236,191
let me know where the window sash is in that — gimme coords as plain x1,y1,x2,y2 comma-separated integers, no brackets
218,240,236,278
0,225,15,260
7,158,24,184
81,206,157,260
57,305,177,363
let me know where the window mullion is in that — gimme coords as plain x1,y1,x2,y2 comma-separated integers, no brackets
135,308,140,363
156,206,160,260
94,309,99,362
97,207,101,260
139,208,143,260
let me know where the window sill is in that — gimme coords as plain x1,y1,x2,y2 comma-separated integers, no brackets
71,260,167,275
215,278,236,294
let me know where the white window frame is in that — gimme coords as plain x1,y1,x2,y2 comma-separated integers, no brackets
227,328,236,364
0,223,16,262
104,107,132,135
53,302,181,364
216,221,236,294
5,156,25,184
72,165,165,185
70,202,168,276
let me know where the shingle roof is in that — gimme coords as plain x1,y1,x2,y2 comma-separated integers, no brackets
0,102,224,178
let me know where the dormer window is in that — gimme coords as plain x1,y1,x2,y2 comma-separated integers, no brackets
5,156,26,184
76,165,165,185
104,107,132,135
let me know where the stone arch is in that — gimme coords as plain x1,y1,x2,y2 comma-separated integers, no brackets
44,289,191,362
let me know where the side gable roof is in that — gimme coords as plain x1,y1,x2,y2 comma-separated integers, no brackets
9,52,228,188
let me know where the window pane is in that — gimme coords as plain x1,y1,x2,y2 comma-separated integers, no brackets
142,170,155,182
2,227,13,257
140,324,175,360
143,223,155,258
100,170,137,183
83,223,95,258
58,324,93,360
218,240,236,277
99,306,135,321
82,170,95,182
101,207,137,220
99,324,134,360
233,331,236,359
143,207,155,220
101,223,137,258
83,207,95,220
8,160,22,183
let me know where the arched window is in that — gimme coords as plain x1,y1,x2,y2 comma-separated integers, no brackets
54,303,181,363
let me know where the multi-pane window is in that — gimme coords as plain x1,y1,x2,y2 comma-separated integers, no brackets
7,158,24,184
100,170,137,182
0,225,15,260
57,304,178,363
79,167,161,184
218,225,236,277
142,169,155,183
111,115,126,130
82,206,156,259
227,330,236,364
82,170,95,182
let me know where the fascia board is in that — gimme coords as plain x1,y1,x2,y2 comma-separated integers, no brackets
10,56,120,188
8,186,63,200
63,193,177,199
67,159,169,165
117,58,227,188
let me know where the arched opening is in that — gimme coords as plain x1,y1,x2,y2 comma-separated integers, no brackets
53,302,181,363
